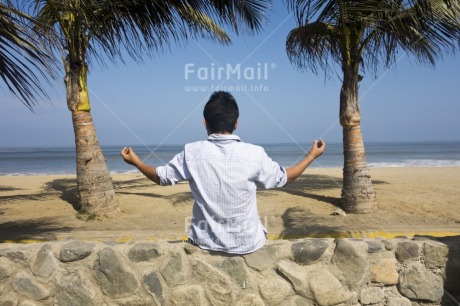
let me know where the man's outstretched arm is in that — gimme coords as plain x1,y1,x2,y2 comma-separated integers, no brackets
286,140,325,185
120,147,161,185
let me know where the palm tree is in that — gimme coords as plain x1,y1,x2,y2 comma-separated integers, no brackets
33,0,270,217
0,0,54,110
286,0,460,213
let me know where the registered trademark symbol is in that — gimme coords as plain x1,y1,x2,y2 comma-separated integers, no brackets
271,63,276,69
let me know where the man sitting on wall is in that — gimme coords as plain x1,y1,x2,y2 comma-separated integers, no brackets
121,91,325,254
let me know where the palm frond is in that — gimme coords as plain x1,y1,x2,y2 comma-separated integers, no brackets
173,2,230,43
0,0,56,110
393,0,460,64
203,0,271,34
286,21,341,74
33,0,271,67
286,0,460,76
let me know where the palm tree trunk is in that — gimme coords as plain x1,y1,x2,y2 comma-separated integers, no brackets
65,60,119,217
340,67,376,213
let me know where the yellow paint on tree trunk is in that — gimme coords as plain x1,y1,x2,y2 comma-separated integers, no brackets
77,64,91,111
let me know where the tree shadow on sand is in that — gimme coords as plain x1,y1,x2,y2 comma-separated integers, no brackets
0,182,75,240
260,174,388,208
44,177,195,211
0,218,72,241
0,180,59,205
44,178,80,211
113,178,153,190
168,192,195,206
116,190,194,207
278,206,351,239
0,192,56,204
113,179,194,207
274,174,388,239
0,190,57,221
0,185,24,192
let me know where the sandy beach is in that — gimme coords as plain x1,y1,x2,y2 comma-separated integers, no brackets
0,167,459,242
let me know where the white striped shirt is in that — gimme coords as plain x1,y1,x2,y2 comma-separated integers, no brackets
156,134,287,254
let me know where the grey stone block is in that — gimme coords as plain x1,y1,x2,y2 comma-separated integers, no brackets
244,247,276,271
191,259,234,305
160,252,186,285
12,273,50,301
308,269,355,306
276,260,308,294
332,239,368,288
218,257,248,289
5,251,25,262
94,248,138,298
291,239,328,265
59,241,94,262
31,245,57,279
366,240,382,253
382,240,395,251
143,271,164,305
424,241,448,269
398,263,444,302
395,241,420,262
183,243,200,255
54,271,96,306
129,243,161,262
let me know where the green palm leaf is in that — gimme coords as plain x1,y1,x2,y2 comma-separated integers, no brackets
287,21,341,74
0,0,55,110
33,0,271,66
285,0,460,75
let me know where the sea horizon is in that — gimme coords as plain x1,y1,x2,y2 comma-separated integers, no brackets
1,140,460,176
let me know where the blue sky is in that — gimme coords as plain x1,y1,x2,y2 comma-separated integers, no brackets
1,3,459,147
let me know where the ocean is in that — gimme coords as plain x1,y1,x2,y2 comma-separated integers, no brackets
0,142,459,176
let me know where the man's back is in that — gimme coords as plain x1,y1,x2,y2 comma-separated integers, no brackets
157,134,287,254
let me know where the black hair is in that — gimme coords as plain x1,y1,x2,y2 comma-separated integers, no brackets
203,91,239,134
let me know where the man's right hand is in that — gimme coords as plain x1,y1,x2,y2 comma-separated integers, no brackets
307,139,326,159
121,147,160,184
286,139,326,184
121,147,142,167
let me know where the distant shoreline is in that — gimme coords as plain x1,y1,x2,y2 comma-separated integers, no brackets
1,139,460,149
1,164,460,176
1,141,460,175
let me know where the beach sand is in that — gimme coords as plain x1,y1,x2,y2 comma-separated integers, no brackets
0,167,459,242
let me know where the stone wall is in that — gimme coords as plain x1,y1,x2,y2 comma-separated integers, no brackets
0,237,453,306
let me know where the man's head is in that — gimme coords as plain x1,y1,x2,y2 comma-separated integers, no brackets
203,91,239,134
